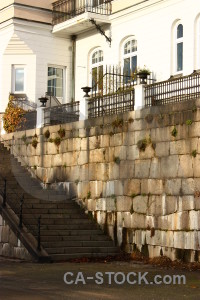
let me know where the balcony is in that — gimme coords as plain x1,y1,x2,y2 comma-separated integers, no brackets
52,0,112,35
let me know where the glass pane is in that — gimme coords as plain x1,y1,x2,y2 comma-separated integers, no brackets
98,65,103,91
15,68,24,92
124,58,130,83
131,40,137,52
124,41,131,54
177,42,183,71
177,24,183,39
92,67,98,89
131,56,137,73
47,67,63,97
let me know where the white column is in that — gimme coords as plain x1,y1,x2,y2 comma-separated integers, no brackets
79,97,89,120
36,107,45,128
134,84,146,110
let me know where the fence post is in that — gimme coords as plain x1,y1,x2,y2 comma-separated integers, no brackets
134,84,146,110
36,107,45,128
80,87,91,120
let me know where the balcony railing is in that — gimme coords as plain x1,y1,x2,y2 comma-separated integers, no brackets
145,71,200,107
52,0,112,25
44,102,80,125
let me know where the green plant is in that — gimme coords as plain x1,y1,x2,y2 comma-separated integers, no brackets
54,137,61,147
58,127,65,138
109,131,114,136
33,165,37,170
130,204,134,215
145,114,153,123
114,156,120,165
171,127,178,137
63,163,67,168
128,117,134,124
186,119,193,126
75,179,79,185
48,138,54,143
44,129,50,139
112,118,123,128
111,194,116,199
137,138,148,151
191,150,197,158
34,133,37,138
31,139,38,149
22,134,27,143
87,191,91,199
131,193,138,199
137,66,150,75
192,105,197,113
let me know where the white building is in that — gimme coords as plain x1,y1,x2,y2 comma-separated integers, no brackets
0,0,200,111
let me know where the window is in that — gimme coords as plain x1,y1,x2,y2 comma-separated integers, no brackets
12,66,25,93
47,66,63,99
91,49,103,92
123,39,137,83
176,24,183,72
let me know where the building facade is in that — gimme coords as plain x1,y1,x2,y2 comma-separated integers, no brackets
0,0,200,111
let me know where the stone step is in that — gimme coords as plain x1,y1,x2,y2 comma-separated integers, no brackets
39,224,98,231
43,240,115,248
40,234,110,242
51,252,118,261
22,212,88,219
46,246,119,255
37,229,105,236
21,208,80,214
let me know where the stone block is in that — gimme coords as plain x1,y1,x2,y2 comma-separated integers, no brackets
126,145,139,160
164,196,178,215
135,230,146,245
77,181,89,198
88,163,97,181
184,231,198,250
135,159,151,178
139,145,155,159
151,127,170,142
181,178,195,195
193,155,200,177
116,196,132,212
189,122,200,138
94,163,108,181
126,132,135,146
174,231,184,249
85,199,96,211
178,196,195,211
96,198,106,211
132,196,148,214
145,216,155,229
52,154,63,167
178,155,193,178
148,245,162,258
110,133,123,147
80,138,88,151
195,197,200,209
99,135,109,148
174,211,189,230
189,211,200,230
149,158,161,178
89,136,99,150
131,213,146,229
108,162,120,180
135,130,151,144
2,243,13,257
123,212,132,228
170,140,190,155
1,226,9,243
148,196,162,216
79,164,89,181
114,146,127,160
124,179,141,196
106,199,116,212
9,230,18,246
160,155,179,178
164,179,182,195
141,179,163,195
119,160,134,179
77,151,88,165
89,149,106,163
89,181,103,198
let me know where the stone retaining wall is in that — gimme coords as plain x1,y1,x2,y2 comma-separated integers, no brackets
2,99,200,262
0,215,31,260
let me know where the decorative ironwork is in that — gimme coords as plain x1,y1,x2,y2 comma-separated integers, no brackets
44,102,80,125
88,89,135,118
145,72,200,107
89,18,111,45
52,0,112,25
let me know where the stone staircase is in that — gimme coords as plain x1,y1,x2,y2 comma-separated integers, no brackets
0,143,119,261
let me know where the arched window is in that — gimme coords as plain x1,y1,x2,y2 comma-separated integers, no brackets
91,49,103,92
176,24,183,72
123,39,137,83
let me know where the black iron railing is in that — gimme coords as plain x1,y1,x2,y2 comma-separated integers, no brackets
16,111,37,131
88,89,135,118
0,172,41,251
145,71,200,107
52,0,112,25
44,102,80,125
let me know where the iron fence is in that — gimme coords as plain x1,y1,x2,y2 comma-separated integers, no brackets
44,102,80,125
145,72,200,107
52,0,112,25
88,89,135,118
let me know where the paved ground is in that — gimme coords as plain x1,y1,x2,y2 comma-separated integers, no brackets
0,257,199,300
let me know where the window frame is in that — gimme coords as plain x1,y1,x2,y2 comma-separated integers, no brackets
174,22,183,74
12,65,26,94
122,38,138,84
47,65,65,102
90,48,104,94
